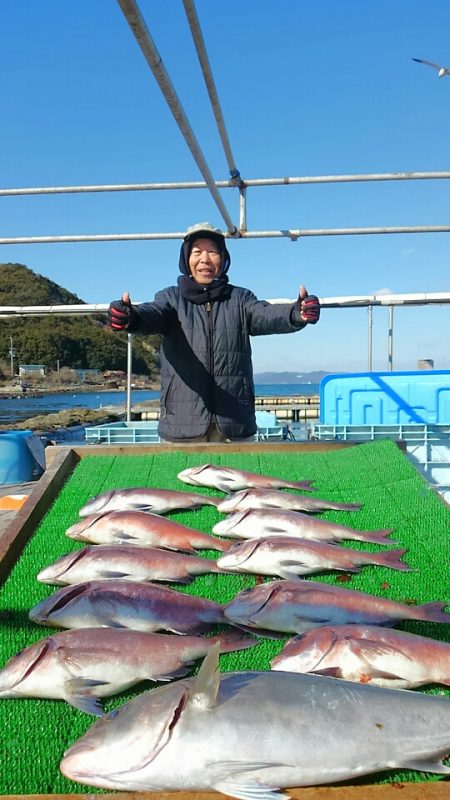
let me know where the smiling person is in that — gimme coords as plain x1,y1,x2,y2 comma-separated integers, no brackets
108,222,320,443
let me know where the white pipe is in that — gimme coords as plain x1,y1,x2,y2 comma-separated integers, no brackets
1,292,450,317
1,171,449,196
116,0,237,235
1,225,450,246
182,0,240,181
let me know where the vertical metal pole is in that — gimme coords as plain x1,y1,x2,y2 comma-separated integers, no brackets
9,336,14,375
126,334,133,422
367,306,373,371
387,306,394,371
239,186,247,232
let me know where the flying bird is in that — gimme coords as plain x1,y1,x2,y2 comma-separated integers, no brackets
412,57,450,78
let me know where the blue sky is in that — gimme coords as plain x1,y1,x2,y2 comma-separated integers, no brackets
1,0,449,373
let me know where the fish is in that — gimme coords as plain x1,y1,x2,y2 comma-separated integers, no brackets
66,510,229,552
29,580,226,635
217,488,361,514
79,487,220,517
223,579,450,635
60,643,450,795
216,537,411,579
178,463,315,493
37,545,223,586
212,508,397,546
0,628,257,715
271,624,450,689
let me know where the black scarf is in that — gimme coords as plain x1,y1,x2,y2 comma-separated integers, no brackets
177,275,232,304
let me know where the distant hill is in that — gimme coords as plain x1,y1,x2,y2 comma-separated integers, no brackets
254,371,333,384
0,263,160,376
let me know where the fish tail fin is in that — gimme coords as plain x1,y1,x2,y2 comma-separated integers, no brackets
415,601,450,623
372,548,412,571
362,529,398,545
213,538,232,552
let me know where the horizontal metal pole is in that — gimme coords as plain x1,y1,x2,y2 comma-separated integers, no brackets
1,225,449,245
2,291,450,317
1,171,449,197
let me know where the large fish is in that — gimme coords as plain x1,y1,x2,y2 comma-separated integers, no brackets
216,537,410,579
0,628,257,715
79,487,220,517
29,580,226,635
178,463,315,493
60,644,450,794
213,508,397,546
271,624,450,689
37,545,222,586
66,510,229,552
217,488,361,514
224,579,450,635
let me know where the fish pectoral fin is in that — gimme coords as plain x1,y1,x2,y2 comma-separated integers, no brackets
65,678,109,716
67,693,105,716
355,640,413,664
100,570,131,578
214,764,288,800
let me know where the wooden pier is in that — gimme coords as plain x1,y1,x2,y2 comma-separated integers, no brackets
135,395,320,423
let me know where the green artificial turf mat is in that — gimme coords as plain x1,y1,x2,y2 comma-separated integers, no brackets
0,439,449,794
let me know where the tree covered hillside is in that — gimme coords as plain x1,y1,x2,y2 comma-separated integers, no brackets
0,263,159,376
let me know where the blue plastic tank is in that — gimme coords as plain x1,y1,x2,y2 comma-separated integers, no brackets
320,370,450,425
0,430,45,485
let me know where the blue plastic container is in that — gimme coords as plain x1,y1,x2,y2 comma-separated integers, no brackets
320,370,450,426
0,430,44,484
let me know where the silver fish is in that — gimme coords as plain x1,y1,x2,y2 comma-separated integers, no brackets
37,545,222,586
178,463,315,493
216,537,410,579
271,624,450,689
66,510,229,552
213,508,397,546
60,644,450,795
79,487,220,517
217,488,361,514
0,628,257,715
224,579,450,635
29,580,226,635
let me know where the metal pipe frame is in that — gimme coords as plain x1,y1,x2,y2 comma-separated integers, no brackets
1,292,450,317
1,171,449,197
1,225,450,246
116,0,237,235
182,0,241,182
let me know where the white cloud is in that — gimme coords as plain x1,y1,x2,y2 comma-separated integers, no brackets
372,287,393,295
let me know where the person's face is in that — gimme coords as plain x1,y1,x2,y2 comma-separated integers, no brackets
188,237,222,284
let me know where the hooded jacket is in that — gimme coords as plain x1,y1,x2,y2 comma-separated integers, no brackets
128,240,305,441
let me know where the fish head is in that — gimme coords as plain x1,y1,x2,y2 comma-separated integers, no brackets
29,583,92,626
271,627,339,672
36,550,86,584
65,513,107,541
0,638,55,697
224,580,282,624
177,464,212,486
79,490,116,518
217,539,260,569
216,490,250,513
60,679,190,789
212,510,250,534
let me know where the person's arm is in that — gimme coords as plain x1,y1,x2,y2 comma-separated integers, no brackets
108,290,176,335
244,285,320,335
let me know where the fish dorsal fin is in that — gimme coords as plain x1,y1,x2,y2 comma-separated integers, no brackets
190,641,221,709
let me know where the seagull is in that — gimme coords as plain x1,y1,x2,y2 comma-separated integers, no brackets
412,57,450,78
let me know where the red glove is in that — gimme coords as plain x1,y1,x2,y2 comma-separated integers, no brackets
300,293,320,324
108,296,136,331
